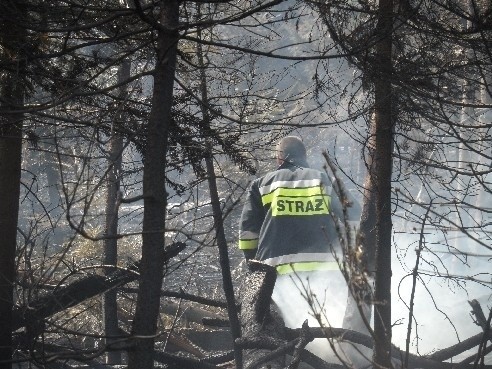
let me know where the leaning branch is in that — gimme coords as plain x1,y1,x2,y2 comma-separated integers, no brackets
12,242,185,331
285,327,492,369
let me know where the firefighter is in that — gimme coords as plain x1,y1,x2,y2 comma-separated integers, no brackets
238,135,366,365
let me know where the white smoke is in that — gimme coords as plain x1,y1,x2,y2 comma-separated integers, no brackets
391,232,491,358
273,269,372,366
271,232,492,367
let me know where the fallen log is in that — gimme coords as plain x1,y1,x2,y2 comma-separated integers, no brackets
12,242,185,331
286,326,492,369
237,260,285,369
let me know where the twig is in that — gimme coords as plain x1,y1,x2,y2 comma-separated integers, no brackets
471,301,492,369
405,199,433,368
287,320,314,369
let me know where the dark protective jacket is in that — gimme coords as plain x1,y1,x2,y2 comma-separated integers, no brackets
239,158,360,274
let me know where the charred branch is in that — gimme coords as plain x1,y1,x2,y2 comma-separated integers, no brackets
153,350,220,369
286,326,492,369
468,299,492,367
428,331,492,362
235,334,343,369
238,260,284,369
119,287,228,310
202,317,230,327
287,320,314,369
469,299,491,339
12,242,185,332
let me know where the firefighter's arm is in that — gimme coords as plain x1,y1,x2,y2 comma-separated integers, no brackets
238,180,263,260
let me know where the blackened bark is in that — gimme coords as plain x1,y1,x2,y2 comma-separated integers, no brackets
12,266,137,331
237,261,285,369
0,2,26,367
323,150,373,337
285,327,492,369
358,120,377,277
342,126,376,337
0,98,23,369
102,58,130,365
196,14,243,366
205,153,243,368
127,1,179,368
372,0,394,366
12,242,184,332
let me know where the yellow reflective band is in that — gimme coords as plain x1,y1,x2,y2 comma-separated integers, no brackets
262,186,326,206
276,261,340,275
239,239,259,250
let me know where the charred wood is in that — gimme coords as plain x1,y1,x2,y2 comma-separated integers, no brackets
12,242,185,331
236,334,342,369
121,286,227,304
287,320,314,369
202,317,230,327
161,288,227,308
13,271,136,332
153,350,220,369
201,350,235,364
238,260,284,369
469,299,492,343
428,330,492,362
468,299,492,367
286,326,492,369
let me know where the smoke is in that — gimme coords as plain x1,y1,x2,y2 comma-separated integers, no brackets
272,270,372,366
391,233,491,358
272,232,492,366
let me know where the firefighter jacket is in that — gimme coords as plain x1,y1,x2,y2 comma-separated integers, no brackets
239,159,360,275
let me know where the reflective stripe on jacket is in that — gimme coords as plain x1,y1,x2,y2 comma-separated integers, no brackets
239,160,355,273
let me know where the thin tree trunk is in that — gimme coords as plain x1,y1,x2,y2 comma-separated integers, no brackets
476,74,492,224
372,0,394,367
357,115,378,277
0,94,23,369
102,59,130,365
127,1,179,368
453,80,474,258
195,10,243,367
204,154,244,368
454,9,474,255
0,2,26,367
342,114,376,338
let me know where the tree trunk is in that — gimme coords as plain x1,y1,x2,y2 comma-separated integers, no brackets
236,261,285,369
204,153,244,368
475,74,492,225
195,13,243,367
343,114,375,339
127,1,179,368
358,118,377,276
0,2,26,367
372,0,394,367
102,59,130,365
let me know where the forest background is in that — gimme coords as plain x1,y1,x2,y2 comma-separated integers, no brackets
0,0,491,368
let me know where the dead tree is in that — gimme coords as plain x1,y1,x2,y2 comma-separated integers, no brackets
12,242,185,333
234,261,339,369
236,261,285,369
12,243,492,369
